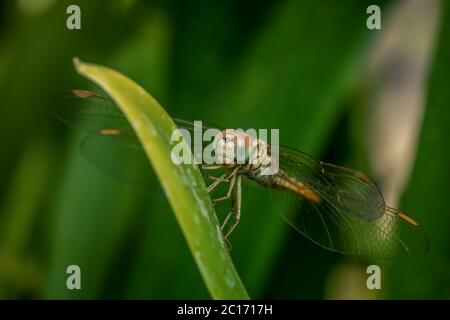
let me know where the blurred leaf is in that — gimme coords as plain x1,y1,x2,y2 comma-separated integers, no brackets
0,136,54,298
0,0,148,189
45,136,142,298
388,2,450,299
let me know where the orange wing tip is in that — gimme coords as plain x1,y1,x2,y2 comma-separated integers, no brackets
355,171,371,183
398,212,419,226
72,89,98,98
98,128,121,136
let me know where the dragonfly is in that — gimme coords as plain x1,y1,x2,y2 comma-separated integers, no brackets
53,89,429,259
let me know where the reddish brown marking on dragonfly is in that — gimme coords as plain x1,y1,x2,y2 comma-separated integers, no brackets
355,171,371,184
297,187,321,203
98,128,121,136
72,89,99,98
276,175,321,203
398,212,419,226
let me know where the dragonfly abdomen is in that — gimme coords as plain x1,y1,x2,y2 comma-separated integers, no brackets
273,173,321,203
246,168,321,204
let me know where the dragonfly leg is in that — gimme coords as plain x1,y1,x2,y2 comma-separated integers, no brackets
222,175,242,247
206,167,239,193
208,175,229,183
220,176,239,244
221,210,234,231
220,204,235,251
207,173,227,193
224,238,232,251
212,174,237,204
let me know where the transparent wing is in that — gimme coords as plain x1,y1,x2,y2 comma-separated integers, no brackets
278,146,386,220
52,89,222,188
276,146,429,259
52,90,141,146
52,89,222,144
80,133,158,192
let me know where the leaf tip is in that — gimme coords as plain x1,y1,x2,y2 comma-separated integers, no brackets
72,57,84,72
72,56,81,65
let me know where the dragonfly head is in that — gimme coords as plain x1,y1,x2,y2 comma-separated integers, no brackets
214,129,270,168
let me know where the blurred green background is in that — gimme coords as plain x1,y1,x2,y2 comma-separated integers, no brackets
0,0,449,299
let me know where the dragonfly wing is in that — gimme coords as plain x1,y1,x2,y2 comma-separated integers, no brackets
276,146,429,259
279,191,428,258
53,89,221,146
80,133,159,192
52,90,141,146
53,89,223,188
278,146,386,220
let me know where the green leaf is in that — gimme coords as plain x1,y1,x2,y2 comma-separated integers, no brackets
72,58,249,299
